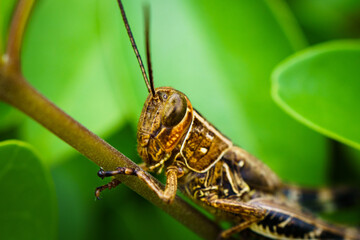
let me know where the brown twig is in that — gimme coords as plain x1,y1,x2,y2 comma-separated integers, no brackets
0,71,223,240
5,0,35,72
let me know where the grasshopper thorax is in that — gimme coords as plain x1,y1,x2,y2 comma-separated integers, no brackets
137,87,193,172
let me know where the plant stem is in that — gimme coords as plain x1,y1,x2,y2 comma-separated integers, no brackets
0,71,223,239
5,0,35,72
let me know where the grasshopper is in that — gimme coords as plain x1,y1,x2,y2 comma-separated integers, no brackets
96,1,360,239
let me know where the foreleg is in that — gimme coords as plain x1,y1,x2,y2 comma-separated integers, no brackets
96,166,179,203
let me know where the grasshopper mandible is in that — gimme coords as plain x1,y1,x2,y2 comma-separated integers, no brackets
96,1,360,239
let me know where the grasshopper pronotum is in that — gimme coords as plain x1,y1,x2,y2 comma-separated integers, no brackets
96,1,360,239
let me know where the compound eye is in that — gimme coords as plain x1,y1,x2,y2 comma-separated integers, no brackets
162,92,187,127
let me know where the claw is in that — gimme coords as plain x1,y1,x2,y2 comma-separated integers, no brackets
94,179,122,200
95,187,102,200
97,167,105,179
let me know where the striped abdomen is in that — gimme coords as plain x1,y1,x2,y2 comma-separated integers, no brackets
249,198,360,240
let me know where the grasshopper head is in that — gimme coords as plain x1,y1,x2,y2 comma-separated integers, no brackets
137,87,193,173
116,0,193,173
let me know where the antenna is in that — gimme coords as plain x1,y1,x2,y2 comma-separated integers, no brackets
144,5,154,95
117,0,155,96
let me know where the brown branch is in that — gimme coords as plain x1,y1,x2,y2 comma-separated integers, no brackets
5,0,35,72
0,70,222,239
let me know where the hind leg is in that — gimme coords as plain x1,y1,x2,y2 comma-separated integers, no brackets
217,220,259,239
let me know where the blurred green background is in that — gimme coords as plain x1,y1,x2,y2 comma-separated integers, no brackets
1,0,360,239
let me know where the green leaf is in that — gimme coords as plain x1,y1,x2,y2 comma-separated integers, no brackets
287,0,360,44
272,40,360,150
0,140,57,240
0,103,15,130
0,102,25,131
20,0,133,164
173,0,327,184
